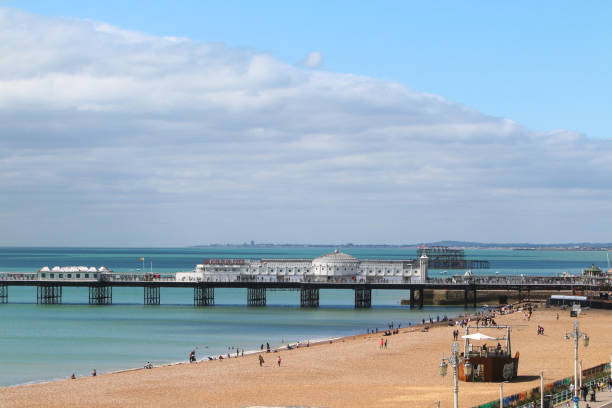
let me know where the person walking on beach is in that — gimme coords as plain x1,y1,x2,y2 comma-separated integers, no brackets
277,356,282,367
258,354,264,367
91,369,96,377
380,338,384,349
384,339,388,349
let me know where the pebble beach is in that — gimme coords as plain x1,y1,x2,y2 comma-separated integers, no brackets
1,305,611,407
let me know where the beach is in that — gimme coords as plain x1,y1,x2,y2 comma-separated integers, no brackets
1,305,611,407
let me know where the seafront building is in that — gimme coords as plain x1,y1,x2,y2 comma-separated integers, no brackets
175,249,430,283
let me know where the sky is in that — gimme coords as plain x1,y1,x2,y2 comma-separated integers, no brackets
0,2,611,246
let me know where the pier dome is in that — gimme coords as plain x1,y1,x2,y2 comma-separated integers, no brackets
311,249,360,276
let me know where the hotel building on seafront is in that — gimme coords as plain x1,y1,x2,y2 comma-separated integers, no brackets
176,249,429,283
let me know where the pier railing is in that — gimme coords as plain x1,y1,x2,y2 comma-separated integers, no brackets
0,272,609,287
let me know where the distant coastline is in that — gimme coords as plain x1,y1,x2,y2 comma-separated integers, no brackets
192,241,612,251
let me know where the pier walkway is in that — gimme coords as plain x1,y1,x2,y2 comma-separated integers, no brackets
0,272,609,308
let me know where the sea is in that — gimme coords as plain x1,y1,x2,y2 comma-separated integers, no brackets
0,247,608,387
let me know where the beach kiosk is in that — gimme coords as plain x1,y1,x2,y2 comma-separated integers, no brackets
458,325,519,382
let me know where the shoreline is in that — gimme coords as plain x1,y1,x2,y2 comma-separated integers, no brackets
0,307,479,389
4,303,612,407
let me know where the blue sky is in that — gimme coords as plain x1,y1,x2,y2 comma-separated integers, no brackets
5,0,611,139
0,3,611,246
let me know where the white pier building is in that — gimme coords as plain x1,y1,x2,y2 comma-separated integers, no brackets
176,249,429,283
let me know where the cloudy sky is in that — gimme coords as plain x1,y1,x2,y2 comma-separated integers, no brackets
1,4,611,246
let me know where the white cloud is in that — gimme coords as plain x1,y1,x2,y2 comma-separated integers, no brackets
0,8,611,246
300,51,323,68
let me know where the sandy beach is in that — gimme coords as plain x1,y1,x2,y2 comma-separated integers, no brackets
1,305,611,408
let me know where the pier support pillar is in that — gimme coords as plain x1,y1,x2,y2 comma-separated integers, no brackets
354,288,372,308
247,287,266,306
144,285,160,305
0,284,7,304
194,286,214,306
37,284,62,304
518,287,523,302
464,288,469,309
300,287,319,308
418,288,424,309
88,285,112,305
409,289,415,309
473,287,477,308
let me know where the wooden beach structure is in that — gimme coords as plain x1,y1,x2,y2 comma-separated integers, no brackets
458,326,519,382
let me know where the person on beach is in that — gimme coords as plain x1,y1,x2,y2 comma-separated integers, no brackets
189,349,196,363
277,356,282,367
258,355,264,367
384,339,388,349
92,369,96,377
380,338,384,349
71,373,76,379
266,342,270,352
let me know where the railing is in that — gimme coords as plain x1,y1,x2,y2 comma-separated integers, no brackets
0,273,37,281
516,374,610,408
428,276,611,286
0,272,609,287
474,362,611,408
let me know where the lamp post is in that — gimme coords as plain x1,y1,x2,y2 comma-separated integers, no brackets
564,320,589,399
440,342,473,408
540,371,544,408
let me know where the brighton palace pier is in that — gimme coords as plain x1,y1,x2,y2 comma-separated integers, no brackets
176,249,430,284
1,250,609,308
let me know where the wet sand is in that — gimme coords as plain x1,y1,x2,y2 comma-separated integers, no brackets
2,305,611,408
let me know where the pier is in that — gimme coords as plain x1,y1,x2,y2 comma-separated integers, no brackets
0,273,609,309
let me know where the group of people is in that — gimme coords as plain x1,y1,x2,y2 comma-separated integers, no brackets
379,338,388,349
580,384,597,402
536,325,545,335
258,354,282,367
452,329,460,341
70,369,96,379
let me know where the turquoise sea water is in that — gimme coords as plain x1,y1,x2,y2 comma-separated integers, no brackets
0,247,608,387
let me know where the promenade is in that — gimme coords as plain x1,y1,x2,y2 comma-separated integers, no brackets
572,390,612,408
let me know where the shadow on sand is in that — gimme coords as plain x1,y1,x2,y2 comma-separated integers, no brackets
508,375,542,383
